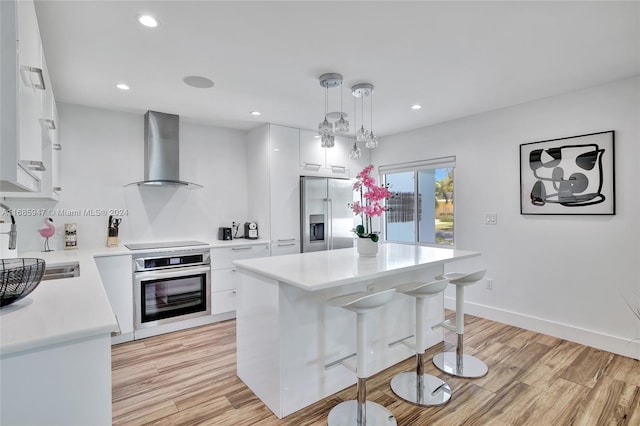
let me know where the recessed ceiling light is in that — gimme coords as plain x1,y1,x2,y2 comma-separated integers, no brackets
411,104,422,110
250,111,261,116
138,15,158,28
182,75,214,89
116,83,130,91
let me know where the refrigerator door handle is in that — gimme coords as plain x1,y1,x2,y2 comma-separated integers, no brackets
325,198,332,250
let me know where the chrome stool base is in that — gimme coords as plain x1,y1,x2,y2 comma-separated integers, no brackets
433,352,488,378
390,372,451,406
327,400,397,426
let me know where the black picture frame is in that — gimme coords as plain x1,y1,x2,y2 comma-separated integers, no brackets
520,130,615,215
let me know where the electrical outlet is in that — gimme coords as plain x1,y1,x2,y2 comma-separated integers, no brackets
485,278,493,290
484,213,497,225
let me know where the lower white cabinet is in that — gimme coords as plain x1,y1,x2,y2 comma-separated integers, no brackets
271,240,300,256
211,243,269,315
94,255,133,343
0,334,113,426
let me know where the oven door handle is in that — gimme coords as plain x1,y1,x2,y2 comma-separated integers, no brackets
134,266,211,281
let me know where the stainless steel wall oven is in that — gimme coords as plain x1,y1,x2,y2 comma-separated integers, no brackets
133,249,211,330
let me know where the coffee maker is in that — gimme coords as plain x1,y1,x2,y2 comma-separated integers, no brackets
244,222,258,239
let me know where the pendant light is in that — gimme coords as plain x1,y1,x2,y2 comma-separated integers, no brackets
352,83,377,149
334,81,349,134
349,90,361,160
318,73,348,148
366,87,378,149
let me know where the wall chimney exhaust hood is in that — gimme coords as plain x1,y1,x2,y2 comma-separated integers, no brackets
126,111,202,189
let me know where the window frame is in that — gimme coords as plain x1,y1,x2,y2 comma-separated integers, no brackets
379,156,456,248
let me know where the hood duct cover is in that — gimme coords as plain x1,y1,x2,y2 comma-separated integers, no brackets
126,111,202,188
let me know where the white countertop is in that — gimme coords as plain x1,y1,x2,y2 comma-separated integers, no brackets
233,242,480,291
1,239,269,356
0,249,118,356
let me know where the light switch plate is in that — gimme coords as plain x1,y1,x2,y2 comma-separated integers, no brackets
484,213,497,225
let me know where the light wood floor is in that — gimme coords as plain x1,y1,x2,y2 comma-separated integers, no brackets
112,313,640,425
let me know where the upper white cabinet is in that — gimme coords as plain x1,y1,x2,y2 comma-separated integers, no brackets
1,0,60,198
247,124,301,255
270,125,301,243
299,129,349,177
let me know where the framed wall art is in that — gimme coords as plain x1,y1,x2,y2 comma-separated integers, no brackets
520,130,615,215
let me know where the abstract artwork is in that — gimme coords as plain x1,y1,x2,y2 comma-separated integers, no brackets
520,131,615,215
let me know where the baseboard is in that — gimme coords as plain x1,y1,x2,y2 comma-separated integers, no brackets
444,297,640,360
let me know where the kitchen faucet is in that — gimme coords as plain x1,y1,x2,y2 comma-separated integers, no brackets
0,202,17,250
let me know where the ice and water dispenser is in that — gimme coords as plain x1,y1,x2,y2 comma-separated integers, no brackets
309,214,325,242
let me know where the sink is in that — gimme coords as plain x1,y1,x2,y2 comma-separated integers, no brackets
0,258,46,307
42,262,80,281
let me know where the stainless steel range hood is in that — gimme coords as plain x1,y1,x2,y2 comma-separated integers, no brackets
126,111,202,189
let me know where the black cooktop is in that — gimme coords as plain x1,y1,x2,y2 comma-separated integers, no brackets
124,240,208,250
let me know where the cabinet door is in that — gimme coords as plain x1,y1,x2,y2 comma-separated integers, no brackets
326,135,350,173
299,129,325,171
211,244,269,270
17,0,44,177
212,268,236,292
270,240,300,256
212,289,237,315
269,125,300,242
95,256,134,336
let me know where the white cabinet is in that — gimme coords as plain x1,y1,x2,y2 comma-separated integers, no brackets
270,125,301,243
270,240,300,256
247,124,302,255
0,334,113,426
95,255,134,344
211,244,269,315
1,0,58,195
299,129,350,177
17,0,44,178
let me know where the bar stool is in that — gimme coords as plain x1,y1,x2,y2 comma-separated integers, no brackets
389,278,452,406
327,288,398,426
432,270,488,378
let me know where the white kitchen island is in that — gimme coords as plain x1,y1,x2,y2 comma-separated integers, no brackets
233,243,480,418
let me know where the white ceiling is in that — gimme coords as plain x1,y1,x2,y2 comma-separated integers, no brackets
34,1,640,137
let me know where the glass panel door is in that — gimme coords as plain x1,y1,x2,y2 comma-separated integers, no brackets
384,171,415,243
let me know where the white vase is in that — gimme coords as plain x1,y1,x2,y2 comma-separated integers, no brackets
357,237,378,257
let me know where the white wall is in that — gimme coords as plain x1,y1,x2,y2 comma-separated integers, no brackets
373,76,640,359
9,103,249,250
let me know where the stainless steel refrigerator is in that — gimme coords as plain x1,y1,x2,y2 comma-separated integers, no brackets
300,176,355,253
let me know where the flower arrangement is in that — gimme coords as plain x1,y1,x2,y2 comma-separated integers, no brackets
351,165,392,242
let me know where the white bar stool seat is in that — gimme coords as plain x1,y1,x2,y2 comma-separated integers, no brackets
433,270,488,379
327,288,397,426
390,279,452,406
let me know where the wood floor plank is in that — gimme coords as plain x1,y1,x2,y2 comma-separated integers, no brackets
518,339,584,390
573,375,639,425
517,378,589,425
112,317,639,425
560,346,615,388
604,353,640,387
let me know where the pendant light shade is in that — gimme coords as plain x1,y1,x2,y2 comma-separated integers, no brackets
318,73,348,146
352,83,378,149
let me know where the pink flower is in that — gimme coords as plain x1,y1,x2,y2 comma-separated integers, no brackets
357,165,374,179
352,165,393,236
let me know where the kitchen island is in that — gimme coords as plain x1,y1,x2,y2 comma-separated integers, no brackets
233,243,480,418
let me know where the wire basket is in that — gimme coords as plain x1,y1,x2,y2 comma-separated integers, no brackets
1,258,46,307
